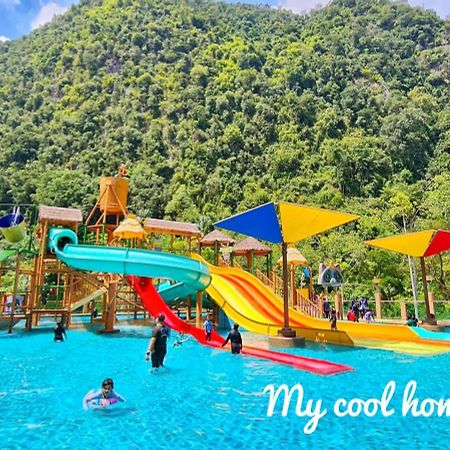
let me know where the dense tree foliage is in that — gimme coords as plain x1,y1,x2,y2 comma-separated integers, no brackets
0,0,449,306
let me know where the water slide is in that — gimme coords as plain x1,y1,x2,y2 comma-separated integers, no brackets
157,281,213,308
130,276,352,375
156,281,197,303
49,228,352,375
191,256,450,355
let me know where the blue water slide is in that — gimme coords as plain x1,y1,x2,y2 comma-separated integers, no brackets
48,228,211,292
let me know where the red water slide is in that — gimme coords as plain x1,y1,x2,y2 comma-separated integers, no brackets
129,276,353,376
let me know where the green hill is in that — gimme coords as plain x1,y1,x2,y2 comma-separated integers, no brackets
0,0,449,304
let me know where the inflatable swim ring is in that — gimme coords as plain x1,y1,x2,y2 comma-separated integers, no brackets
83,389,118,410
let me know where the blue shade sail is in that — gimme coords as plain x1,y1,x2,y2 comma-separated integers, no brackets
214,202,283,243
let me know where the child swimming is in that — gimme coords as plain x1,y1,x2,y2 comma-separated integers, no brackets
173,332,189,348
82,378,126,410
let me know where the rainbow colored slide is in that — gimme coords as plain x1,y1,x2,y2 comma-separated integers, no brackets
192,255,450,355
49,228,352,375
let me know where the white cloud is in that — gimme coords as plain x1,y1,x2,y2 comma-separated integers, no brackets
277,0,331,15
0,35,10,42
30,2,68,30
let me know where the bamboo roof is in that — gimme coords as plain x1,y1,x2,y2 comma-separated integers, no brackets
144,218,201,238
113,215,146,239
233,237,271,256
38,205,83,224
277,247,308,266
200,230,236,247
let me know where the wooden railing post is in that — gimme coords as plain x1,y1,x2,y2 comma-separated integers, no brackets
374,278,382,320
195,291,203,328
334,291,343,320
428,291,435,316
186,296,192,321
400,301,407,321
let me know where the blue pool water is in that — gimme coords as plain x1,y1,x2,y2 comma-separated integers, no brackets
1,323,449,450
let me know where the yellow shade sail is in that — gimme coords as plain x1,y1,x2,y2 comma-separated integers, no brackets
279,202,359,243
113,215,147,240
366,230,435,257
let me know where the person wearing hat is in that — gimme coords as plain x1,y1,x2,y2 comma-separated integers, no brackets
145,313,170,371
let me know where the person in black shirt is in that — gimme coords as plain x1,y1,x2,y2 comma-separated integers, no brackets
221,323,243,354
54,321,67,342
145,314,170,371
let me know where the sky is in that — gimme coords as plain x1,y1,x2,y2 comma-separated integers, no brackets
0,0,449,42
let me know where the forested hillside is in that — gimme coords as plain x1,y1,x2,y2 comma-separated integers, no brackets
0,0,449,301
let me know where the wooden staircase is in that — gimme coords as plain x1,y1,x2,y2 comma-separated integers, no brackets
69,273,107,312
70,288,107,312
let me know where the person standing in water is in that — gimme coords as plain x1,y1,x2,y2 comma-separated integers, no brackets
203,314,213,342
145,313,170,371
221,323,243,354
53,321,67,342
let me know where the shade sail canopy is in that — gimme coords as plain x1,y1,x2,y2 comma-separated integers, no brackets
277,247,307,266
214,203,282,243
214,201,359,244
366,229,450,258
279,202,359,243
215,201,358,334
113,215,146,240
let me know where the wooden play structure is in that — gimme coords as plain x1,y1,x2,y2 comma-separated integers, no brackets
0,165,141,332
0,204,113,332
0,167,215,332
4,165,418,334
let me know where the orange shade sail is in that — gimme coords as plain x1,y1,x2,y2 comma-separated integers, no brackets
366,229,450,258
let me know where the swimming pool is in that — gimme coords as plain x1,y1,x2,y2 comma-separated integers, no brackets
1,323,449,450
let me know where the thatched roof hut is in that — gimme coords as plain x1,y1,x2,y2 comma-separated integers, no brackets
113,215,146,240
144,218,201,238
200,230,236,247
38,205,83,225
276,247,308,266
200,230,236,265
232,237,272,273
233,237,271,256
143,218,201,251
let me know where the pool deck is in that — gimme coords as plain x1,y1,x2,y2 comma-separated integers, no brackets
376,318,450,331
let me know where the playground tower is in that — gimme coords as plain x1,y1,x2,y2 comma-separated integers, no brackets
85,164,129,244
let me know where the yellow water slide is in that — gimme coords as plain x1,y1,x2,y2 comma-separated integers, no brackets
192,255,450,355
